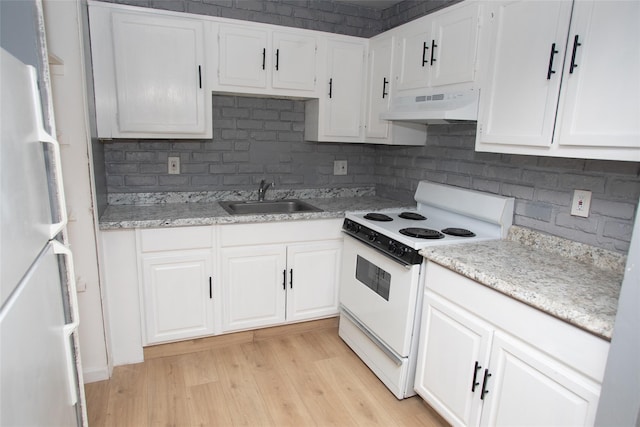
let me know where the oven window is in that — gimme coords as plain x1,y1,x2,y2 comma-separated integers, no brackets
355,255,391,301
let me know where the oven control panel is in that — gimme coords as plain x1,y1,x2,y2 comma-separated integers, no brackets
342,218,423,265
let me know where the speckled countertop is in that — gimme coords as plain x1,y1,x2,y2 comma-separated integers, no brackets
420,226,626,341
99,187,412,230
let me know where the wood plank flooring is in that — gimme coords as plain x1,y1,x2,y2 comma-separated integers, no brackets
85,319,449,427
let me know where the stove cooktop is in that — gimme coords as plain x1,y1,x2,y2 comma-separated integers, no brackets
344,207,503,250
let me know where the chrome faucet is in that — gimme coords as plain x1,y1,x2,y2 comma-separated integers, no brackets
257,179,274,201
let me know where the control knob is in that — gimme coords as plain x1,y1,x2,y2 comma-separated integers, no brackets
367,231,378,242
388,241,399,255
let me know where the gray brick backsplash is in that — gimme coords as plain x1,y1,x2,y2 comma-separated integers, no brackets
375,126,639,253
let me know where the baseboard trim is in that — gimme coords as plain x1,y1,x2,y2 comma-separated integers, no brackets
82,366,110,384
144,316,339,360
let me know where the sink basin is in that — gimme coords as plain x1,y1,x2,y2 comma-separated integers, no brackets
219,199,323,215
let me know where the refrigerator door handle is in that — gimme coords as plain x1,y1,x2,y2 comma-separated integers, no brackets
40,135,67,238
52,241,79,327
26,66,68,239
52,241,79,406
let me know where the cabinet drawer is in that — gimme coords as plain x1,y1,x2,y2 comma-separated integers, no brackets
138,226,213,252
219,219,343,247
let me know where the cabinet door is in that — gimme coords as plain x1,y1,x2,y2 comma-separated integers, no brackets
285,240,341,323
415,291,493,427
430,2,480,88
141,251,214,345
476,1,573,147
272,31,317,92
221,245,286,332
111,12,207,135
365,35,393,139
218,24,269,89
323,39,366,137
395,17,432,92
480,331,600,427
555,0,640,150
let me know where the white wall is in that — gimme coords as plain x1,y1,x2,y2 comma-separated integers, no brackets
43,0,110,382
595,198,640,426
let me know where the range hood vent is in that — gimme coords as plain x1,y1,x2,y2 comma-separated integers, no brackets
380,88,479,124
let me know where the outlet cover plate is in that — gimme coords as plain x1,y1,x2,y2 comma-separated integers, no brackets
168,157,180,175
334,160,347,175
571,189,592,217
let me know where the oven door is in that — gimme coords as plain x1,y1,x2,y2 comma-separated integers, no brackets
339,234,422,357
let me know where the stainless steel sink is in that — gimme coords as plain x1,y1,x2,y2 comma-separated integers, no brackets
219,199,323,215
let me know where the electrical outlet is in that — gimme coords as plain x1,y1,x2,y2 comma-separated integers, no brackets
334,160,347,175
571,189,592,217
168,157,180,175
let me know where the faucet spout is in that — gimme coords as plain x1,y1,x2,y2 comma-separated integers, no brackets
257,179,274,201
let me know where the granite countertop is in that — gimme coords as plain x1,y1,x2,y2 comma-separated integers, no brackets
420,226,626,341
99,187,412,230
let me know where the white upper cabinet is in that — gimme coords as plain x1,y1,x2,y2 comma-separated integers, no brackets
89,3,212,139
305,36,367,142
429,1,481,88
365,34,394,139
363,32,427,145
395,1,481,93
476,0,571,148
554,0,640,152
214,24,318,96
476,0,640,161
216,25,268,89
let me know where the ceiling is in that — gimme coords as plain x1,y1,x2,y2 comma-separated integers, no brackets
334,0,405,10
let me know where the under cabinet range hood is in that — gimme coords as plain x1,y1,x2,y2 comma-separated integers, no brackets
380,88,479,124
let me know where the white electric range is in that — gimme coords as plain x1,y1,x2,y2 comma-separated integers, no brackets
338,181,515,399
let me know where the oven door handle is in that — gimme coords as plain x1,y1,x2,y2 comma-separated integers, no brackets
340,306,403,366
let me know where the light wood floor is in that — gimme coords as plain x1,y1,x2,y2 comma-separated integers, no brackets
85,318,449,427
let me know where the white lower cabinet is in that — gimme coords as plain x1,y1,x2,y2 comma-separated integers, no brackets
221,244,287,331
220,219,342,333
415,262,606,427
415,292,492,426
140,251,214,345
101,219,342,360
137,226,216,345
221,240,342,332
480,332,599,426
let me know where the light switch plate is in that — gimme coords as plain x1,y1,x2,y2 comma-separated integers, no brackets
571,189,592,217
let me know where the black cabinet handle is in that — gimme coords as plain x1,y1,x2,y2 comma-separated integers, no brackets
289,268,293,289
282,269,286,290
275,48,280,71
329,78,333,98
382,77,389,99
198,65,202,89
422,41,429,67
569,35,582,74
209,277,212,299
471,361,482,392
546,42,559,80
430,40,437,65
480,369,492,400
262,48,266,70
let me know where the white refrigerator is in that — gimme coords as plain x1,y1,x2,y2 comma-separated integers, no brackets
0,47,86,425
